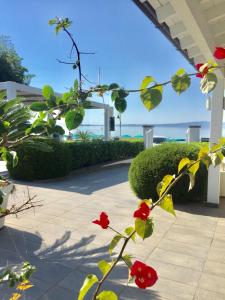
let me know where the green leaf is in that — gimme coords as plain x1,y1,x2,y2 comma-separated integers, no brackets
117,89,129,98
157,174,175,197
188,172,195,191
42,85,54,100
54,125,65,135
211,152,224,167
74,79,79,91
198,147,212,168
111,90,119,102
135,218,154,240
65,108,84,130
114,98,127,113
109,83,119,90
98,260,111,276
109,234,122,255
178,157,191,173
48,18,57,25
2,150,18,167
171,74,191,95
0,120,9,135
176,68,185,76
78,274,98,300
30,102,48,112
198,146,209,160
200,73,217,94
189,161,200,176
124,226,135,241
219,137,225,146
140,77,163,111
97,290,118,300
0,190,4,205
160,194,176,216
122,254,133,268
140,76,155,90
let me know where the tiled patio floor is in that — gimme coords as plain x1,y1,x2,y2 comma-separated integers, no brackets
1,160,225,300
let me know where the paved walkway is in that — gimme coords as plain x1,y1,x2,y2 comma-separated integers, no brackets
1,160,225,300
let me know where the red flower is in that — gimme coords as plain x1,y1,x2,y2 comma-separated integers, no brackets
130,260,158,289
133,202,150,221
92,212,109,229
214,47,225,59
195,63,208,78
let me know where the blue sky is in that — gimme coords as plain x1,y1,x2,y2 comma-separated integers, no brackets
0,0,209,125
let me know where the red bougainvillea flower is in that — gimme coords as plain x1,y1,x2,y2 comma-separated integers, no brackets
133,202,150,221
214,47,225,59
195,63,208,78
92,212,109,229
130,260,158,289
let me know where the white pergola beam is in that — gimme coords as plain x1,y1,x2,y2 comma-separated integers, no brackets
207,77,225,206
187,46,201,58
204,2,225,24
170,22,186,39
155,2,176,23
210,20,225,38
170,0,218,64
179,35,196,50
215,34,225,47
194,54,206,64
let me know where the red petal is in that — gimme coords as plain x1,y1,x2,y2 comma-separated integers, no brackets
144,266,158,287
130,261,146,277
135,277,147,289
195,63,203,71
214,47,225,59
196,73,203,78
92,219,101,225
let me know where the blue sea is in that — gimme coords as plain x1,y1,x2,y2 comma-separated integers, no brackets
71,122,225,139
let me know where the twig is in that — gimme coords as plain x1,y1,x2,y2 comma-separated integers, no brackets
80,51,95,55
62,26,82,90
0,188,42,219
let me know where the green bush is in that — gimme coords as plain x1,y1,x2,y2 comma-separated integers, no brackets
129,143,208,203
8,138,72,180
8,139,144,180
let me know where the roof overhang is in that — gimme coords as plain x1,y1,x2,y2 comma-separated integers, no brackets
133,0,225,77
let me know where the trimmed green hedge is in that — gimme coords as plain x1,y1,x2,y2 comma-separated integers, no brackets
8,139,144,180
129,143,208,203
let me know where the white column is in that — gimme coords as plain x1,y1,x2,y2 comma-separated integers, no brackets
143,125,154,149
207,77,225,206
104,106,113,141
186,126,201,142
6,81,17,100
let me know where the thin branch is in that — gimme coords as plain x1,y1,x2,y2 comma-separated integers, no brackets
92,230,134,300
81,73,97,85
62,27,82,90
56,59,74,65
0,188,42,219
80,51,95,55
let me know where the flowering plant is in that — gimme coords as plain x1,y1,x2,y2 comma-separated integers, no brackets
2,15,225,300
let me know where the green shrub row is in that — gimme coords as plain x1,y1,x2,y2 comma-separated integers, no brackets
129,142,208,203
8,139,144,180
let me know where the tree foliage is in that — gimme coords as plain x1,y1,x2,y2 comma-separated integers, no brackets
0,35,34,84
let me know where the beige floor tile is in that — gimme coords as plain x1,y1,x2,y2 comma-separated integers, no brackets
199,273,225,295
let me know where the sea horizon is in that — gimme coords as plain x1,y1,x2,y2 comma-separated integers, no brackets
74,121,224,139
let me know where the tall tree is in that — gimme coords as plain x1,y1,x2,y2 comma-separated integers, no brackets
0,35,34,85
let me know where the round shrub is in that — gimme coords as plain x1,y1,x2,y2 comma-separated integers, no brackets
8,138,72,180
129,143,208,203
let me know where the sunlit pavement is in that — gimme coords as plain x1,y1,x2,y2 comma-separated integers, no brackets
1,160,225,300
